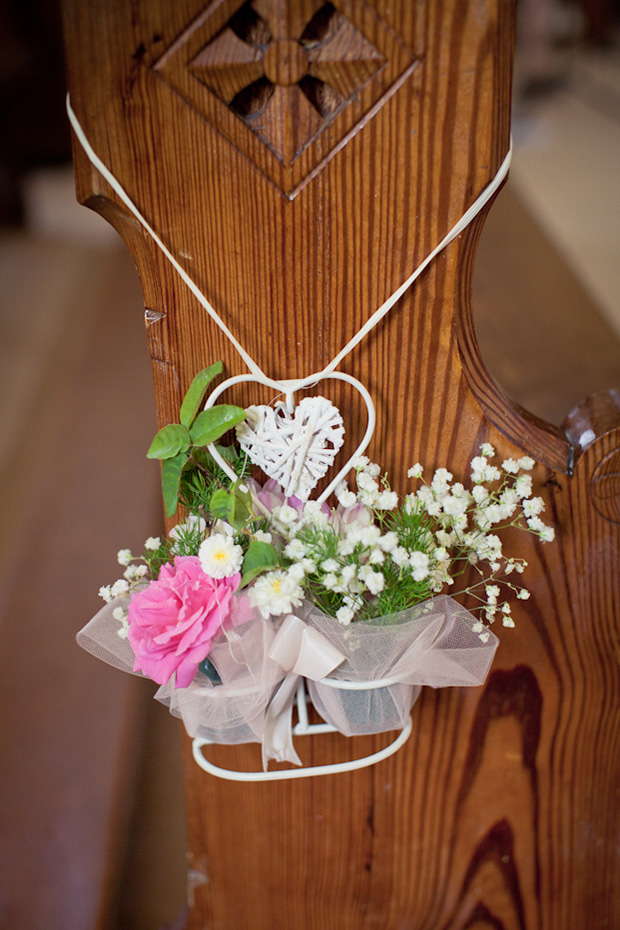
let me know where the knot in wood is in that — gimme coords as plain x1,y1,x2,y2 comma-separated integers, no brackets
263,39,308,86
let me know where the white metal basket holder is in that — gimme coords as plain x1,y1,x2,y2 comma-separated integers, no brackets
192,676,414,782
67,98,506,786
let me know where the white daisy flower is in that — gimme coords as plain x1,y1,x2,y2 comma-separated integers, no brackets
198,534,243,578
249,570,304,618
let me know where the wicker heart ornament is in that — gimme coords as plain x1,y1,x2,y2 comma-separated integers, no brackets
236,396,345,500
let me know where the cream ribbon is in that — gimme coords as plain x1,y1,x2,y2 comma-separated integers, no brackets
262,615,345,769
65,93,511,395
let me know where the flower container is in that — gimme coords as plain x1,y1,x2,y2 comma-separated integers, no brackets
306,596,498,736
155,614,284,745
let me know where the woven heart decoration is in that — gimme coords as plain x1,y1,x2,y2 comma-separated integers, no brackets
203,370,375,506
236,396,345,500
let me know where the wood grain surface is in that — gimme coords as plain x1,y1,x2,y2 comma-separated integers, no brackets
62,2,620,928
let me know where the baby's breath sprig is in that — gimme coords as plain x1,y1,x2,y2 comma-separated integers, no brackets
99,441,554,642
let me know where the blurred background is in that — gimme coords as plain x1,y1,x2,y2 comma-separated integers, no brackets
1,1,619,929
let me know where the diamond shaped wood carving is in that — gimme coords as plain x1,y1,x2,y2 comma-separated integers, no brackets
153,0,418,197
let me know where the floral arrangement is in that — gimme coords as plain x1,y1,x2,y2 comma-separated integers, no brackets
94,363,555,695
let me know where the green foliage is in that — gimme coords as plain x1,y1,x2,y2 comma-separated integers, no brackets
209,482,252,530
189,405,245,447
147,361,248,519
141,539,174,581
162,452,190,517
167,519,206,557
147,424,190,460
382,504,434,553
240,539,279,588
363,560,435,622
179,362,223,429
192,443,249,482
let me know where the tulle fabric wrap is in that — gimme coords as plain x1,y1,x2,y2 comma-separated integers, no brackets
304,596,498,736
77,594,498,749
77,597,284,745
155,615,283,744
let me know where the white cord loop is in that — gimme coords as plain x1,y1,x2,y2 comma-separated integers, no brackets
66,93,511,397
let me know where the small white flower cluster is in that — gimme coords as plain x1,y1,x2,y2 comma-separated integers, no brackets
98,538,163,636
244,448,555,631
98,543,157,603
405,445,555,635
248,457,440,624
97,445,555,639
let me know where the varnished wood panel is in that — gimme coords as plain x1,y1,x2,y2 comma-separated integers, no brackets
62,2,620,928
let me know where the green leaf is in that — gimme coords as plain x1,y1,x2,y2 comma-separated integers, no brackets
209,488,236,525
147,424,190,460
230,481,252,528
162,452,189,517
240,540,279,588
192,443,239,476
189,405,246,447
213,443,239,464
179,362,223,429
208,482,251,530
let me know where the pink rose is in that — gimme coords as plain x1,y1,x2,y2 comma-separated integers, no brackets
127,556,240,688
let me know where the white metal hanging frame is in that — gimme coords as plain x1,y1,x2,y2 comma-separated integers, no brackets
67,95,510,779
